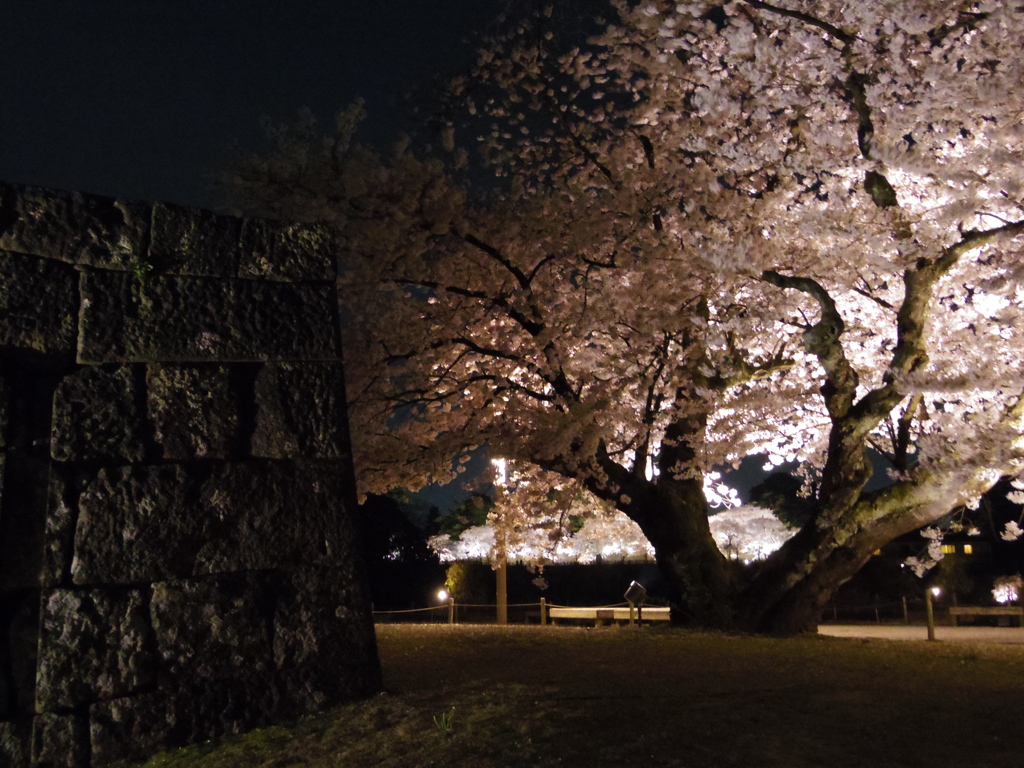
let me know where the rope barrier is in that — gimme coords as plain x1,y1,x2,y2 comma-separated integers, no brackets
372,605,447,615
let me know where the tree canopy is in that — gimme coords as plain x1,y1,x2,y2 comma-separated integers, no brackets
224,0,1024,633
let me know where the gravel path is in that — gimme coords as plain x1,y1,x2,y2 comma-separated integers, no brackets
819,623,1024,644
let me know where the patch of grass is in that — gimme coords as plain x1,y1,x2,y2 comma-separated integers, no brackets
127,625,1024,768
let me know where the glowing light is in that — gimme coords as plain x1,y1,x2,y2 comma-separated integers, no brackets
993,575,1022,604
437,589,449,602
492,457,508,487
930,587,942,597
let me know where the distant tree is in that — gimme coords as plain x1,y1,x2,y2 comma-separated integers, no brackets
225,0,1024,633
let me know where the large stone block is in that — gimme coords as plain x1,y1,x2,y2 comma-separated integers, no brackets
0,251,78,354
0,183,148,270
35,588,155,711
77,272,341,363
195,462,354,574
50,366,146,463
31,713,88,768
273,567,379,710
147,364,238,460
150,573,273,681
0,454,49,592
149,202,240,277
0,719,31,768
238,217,337,281
89,694,174,767
43,471,76,588
73,462,355,583
253,362,351,459
169,675,283,746
72,465,196,584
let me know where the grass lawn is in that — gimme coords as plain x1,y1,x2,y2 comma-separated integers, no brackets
130,624,1024,768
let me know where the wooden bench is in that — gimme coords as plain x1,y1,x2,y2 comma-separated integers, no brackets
949,606,1024,627
547,606,671,626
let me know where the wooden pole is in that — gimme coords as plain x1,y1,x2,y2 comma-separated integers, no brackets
540,597,547,625
926,589,936,641
496,529,508,625
448,597,455,625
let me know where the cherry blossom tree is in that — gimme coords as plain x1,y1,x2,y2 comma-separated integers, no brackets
225,0,1024,633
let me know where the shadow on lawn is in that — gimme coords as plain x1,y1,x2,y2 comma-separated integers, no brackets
126,625,1024,768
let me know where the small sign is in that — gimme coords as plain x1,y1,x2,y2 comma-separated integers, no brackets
624,580,648,606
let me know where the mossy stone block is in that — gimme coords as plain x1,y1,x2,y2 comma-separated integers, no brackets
150,202,240,277
0,251,77,354
50,366,146,463
78,272,341,363
238,217,337,281
147,365,238,460
35,589,155,711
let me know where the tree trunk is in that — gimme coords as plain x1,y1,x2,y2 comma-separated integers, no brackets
628,477,735,627
737,483,954,634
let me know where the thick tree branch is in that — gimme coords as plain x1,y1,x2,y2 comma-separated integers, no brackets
761,270,858,419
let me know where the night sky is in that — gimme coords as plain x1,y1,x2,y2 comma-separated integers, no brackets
0,1,772,511
0,0,504,210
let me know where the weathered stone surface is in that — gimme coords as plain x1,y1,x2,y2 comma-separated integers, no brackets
35,588,155,711
195,462,353,574
0,454,49,592
239,217,337,282
274,567,379,710
150,202,240,277
151,574,273,681
0,719,31,768
147,365,238,459
0,182,148,270
73,462,355,583
0,251,77,354
72,465,196,584
78,272,341,363
43,471,76,587
253,362,351,459
50,366,146,462
31,713,88,768
89,694,174,767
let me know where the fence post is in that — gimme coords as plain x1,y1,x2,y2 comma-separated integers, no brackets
902,596,909,625
448,597,455,625
540,598,547,625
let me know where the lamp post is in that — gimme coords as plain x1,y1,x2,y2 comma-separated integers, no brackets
926,586,941,641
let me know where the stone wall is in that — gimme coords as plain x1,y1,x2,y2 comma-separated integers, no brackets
0,182,380,767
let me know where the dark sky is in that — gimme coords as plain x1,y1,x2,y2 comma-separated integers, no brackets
0,0,504,211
